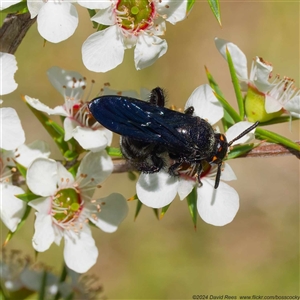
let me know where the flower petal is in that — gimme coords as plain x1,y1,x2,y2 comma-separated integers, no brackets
37,2,78,43
78,0,111,10
251,57,274,93
27,0,44,18
56,162,75,187
184,84,223,125
177,178,195,200
157,0,187,24
220,163,237,181
1,107,25,150
87,193,128,233
25,95,68,116
63,118,78,141
77,151,113,193
15,140,50,168
283,95,300,118
28,197,52,214
226,121,256,146
197,179,239,226
134,34,167,70
82,25,124,72
136,172,178,208
0,0,22,10
47,66,86,97
0,52,18,95
26,158,58,196
72,127,108,152
63,228,98,273
91,5,116,25
0,184,26,232
265,94,283,113
215,37,248,82
32,212,55,251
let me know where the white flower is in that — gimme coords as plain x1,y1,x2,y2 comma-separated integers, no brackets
0,53,18,95
0,137,50,232
27,0,79,43
25,66,112,152
82,0,188,72
58,267,103,299
26,151,128,273
0,108,25,232
215,37,300,118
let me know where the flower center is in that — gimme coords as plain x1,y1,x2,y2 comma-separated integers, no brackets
116,0,155,32
52,188,82,223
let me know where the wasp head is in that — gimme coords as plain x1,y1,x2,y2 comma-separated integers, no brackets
210,133,228,165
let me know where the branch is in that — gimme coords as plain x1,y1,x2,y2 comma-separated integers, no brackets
241,141,300,159
0,12,36,54
111,141,300,173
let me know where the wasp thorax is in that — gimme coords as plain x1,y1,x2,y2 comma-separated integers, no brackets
116,0,155,32
52,188,82,223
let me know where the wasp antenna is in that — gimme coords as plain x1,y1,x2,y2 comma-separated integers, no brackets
228,121,259,147
214,163,222,189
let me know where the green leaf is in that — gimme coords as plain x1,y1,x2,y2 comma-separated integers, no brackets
3,206,31,246
186,187,198,229
67,160,80,178
226,47,244,119
212,91,241,123
259,116,298,126
1,0,28,14
97,24,109,31
160,203,171,219
16,192,40,203
205,66,235,129
227,143,257,160
153,208,159,220
54,264,68,300
13,160,27,178
24,99,69,156
187,0,196,14
128,171,137,181
87,8,98,29
255,128,300,152
63,150,79,162
38,271,47,300
134,198,143,220
207,0,221,26
106,147,122,157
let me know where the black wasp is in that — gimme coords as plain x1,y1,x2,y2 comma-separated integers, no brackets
88,87,259,189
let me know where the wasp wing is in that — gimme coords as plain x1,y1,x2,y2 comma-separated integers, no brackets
88,95,197,152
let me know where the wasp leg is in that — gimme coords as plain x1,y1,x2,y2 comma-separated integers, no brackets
120,136,166,174
149,87,165,107
196,162,203,187
184,106,194,115
168,161,184,177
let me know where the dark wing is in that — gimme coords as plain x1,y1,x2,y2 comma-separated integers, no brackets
88,95,197,152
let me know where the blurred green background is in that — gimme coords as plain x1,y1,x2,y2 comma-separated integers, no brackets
1,1,299,299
